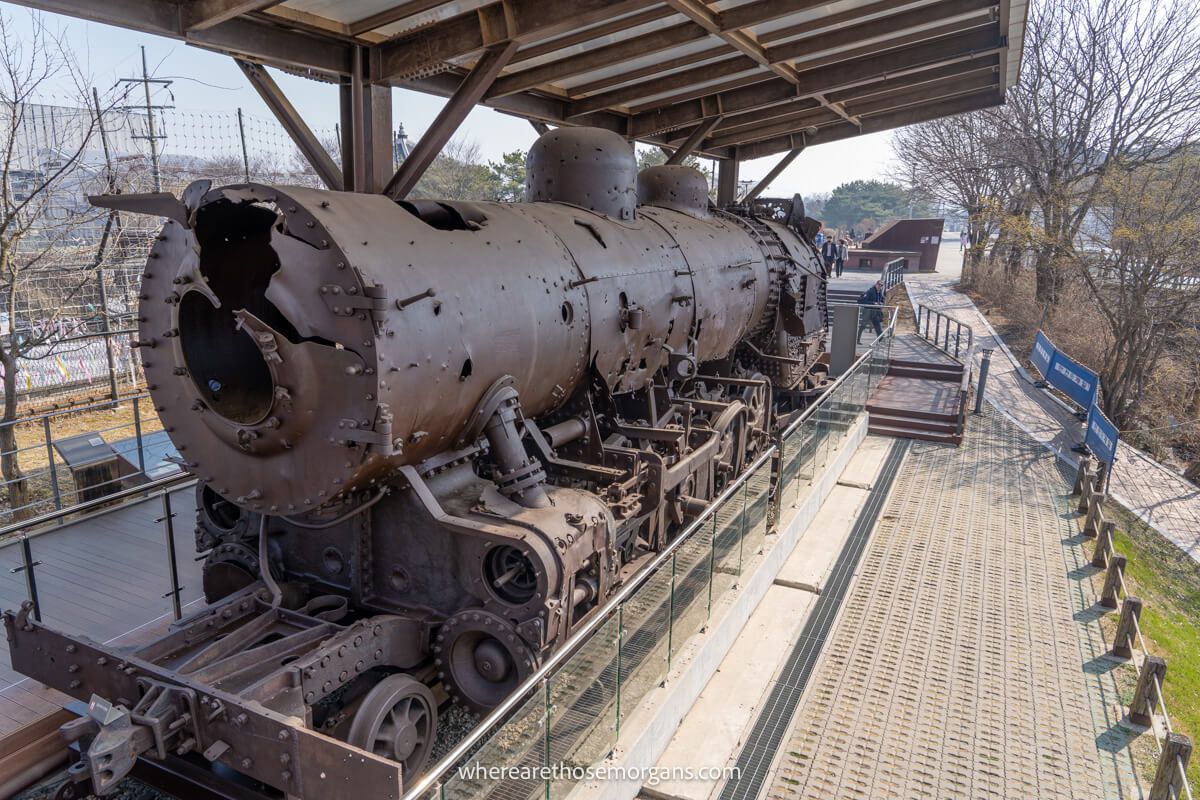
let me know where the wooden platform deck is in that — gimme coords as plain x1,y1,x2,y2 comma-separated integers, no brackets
0,487,204,735
867,333,967,445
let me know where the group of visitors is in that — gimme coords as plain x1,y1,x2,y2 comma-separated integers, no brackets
812,227,885,342
814,228,850,277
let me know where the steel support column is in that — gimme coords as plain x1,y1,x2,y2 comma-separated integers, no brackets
741,145,803,202
384,42,519,200
717,158,740,207
665,115,723,165
236,59,344,191
339,50,396,193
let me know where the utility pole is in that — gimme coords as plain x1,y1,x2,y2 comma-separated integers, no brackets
118,46,173,192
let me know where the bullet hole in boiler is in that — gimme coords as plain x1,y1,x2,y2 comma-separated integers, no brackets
460,358,473,380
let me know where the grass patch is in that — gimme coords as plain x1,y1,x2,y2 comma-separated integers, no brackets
1098,504,1200,789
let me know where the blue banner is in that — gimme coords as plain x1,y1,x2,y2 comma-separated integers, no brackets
1031,329,1055,378
1085,405,1120,464
1047,350,1099,410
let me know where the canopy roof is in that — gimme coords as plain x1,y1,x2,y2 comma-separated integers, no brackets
16,0,1025,161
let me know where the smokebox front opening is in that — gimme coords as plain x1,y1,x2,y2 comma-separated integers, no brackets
178,198,301,425
180,291,274,424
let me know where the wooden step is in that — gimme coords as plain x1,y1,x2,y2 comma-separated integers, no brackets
868,422,962,445
868,411,959,433
889,358,963,373
866,401,959,423
887,366,963,382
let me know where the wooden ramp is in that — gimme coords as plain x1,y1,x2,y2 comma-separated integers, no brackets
868,334,967,445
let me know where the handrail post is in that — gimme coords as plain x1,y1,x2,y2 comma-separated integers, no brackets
1129,655,1167,726
1101,554,1126,609
10,534,43,621
159,491,183,620
1113,595,1142,658
1093,520,1116,568
1148,733,1192,800
1073,455,1094,495
133,395,146,475
42,416,62,510
1084,493,1106,537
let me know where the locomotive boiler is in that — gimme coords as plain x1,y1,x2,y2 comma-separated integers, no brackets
4,127,829,797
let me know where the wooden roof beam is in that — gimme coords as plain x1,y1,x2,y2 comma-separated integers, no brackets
664,0,861,127
705,69,998,148
628,23,1004,137
186,0,285,32
696,59,999,145
742,145,805,202
736,89,1001,160
372,0,652,83
347,0,449,38
488,22,707,98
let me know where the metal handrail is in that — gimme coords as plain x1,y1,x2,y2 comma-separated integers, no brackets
0,389,151,431
881,258,907,292
915,303,974,363
402,444,778,800
0,471,195,546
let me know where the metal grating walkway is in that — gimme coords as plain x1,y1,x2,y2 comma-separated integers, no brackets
762,414,1113,800
719,438,909,800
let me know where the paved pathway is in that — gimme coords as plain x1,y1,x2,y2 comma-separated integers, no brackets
763,415,1136,800
905,246,1200,562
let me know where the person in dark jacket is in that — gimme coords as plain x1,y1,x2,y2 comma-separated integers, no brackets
835,238,849,277
821,237,838,274
856,279,886,343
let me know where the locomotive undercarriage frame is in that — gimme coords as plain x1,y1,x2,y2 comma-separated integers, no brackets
4,371,792,798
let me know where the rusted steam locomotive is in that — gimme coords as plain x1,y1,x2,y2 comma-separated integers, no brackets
4,128,829,797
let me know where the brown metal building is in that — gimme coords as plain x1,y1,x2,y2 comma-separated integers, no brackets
9,0,1027,202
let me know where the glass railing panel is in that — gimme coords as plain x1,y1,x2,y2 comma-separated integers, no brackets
740,458,773,561
440,688,547,800
616,565,672,724
668,522,713,666
547,614,620,799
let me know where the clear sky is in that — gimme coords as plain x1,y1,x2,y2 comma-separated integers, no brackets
0,3,896,198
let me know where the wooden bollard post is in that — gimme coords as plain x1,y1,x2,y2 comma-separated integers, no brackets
1083,493,1106,537
1129,655,1167,726
1092,520,1116,568
1076,471,1094,514
1113,595,1142,658
1100,554,1126,609
1072,455,1093,495
1148,732,1192,800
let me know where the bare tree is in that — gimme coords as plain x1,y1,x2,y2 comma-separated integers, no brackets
1073,154,1200,427
1003,0,1200,302
0,11,109,515
892,109,1024,282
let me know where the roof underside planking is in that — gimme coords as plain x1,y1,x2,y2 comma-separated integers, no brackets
11,0,1027,164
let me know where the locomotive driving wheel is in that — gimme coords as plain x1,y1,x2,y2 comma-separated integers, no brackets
436,610,537,717
347,674,438,778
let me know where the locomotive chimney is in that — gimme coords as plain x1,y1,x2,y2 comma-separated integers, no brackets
524,127,637,220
